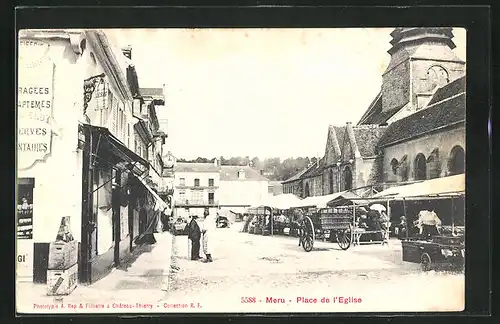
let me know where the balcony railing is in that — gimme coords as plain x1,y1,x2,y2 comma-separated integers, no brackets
174,199,219,207
175,185,219,189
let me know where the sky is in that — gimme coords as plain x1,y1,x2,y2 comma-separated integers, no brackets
104,28,466,160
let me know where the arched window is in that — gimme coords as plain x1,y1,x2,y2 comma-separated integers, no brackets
343,166,353,190
390,158,399,175
414,153,427,180
304,183,310,198
398,155,409,182
448,145,465,175
329,169,334,194
426,148,440,179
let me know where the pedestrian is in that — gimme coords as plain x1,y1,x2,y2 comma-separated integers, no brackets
292,209,306,247
186,215,202,260
416,210,442,239
201,208,215,263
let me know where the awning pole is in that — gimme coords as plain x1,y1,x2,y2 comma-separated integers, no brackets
451,196,455,234
402,198,409,238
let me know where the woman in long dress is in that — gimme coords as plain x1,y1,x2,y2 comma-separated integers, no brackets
201,208,215,263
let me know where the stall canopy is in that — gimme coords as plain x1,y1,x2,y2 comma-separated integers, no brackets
294,191,358,208
327,191,371,207
251,193,304,210
134,175,169,212
372,174,465,199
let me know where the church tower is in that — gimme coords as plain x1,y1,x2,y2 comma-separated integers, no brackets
381,28,465,121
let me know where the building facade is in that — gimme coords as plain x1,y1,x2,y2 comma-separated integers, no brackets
172,161,221,219
282,27,466,199
218,164,269,212
16,30,168,286
171,160,270,217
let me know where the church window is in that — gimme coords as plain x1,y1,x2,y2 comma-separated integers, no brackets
390,158,399,175
414,153,427,180
448,145,465,175
426,148,441,179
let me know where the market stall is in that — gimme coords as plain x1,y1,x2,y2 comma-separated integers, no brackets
370,174,465,271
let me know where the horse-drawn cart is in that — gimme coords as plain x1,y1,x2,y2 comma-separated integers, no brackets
299,206,353,252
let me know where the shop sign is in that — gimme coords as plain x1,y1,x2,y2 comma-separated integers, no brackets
18,39,54,170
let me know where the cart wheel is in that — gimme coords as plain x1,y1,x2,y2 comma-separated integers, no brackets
302,235,314,252
301,216,315,252
420,253,432,271
337,225,352,250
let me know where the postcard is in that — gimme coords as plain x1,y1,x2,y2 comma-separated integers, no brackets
16,27,466,314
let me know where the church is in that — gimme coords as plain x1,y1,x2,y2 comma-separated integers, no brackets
282,27,466,198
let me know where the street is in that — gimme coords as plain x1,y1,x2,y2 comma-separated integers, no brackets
162,223,464,313
17,224,464,314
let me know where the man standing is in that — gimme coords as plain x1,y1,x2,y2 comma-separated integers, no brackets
292,209,305,247
187,215,202,260
201,208,215,263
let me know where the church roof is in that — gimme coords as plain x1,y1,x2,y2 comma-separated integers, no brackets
377,92,465,148
357,92,404,126
282,166,310,184
353,126,389,157
389,28,456,54
427,76,466,106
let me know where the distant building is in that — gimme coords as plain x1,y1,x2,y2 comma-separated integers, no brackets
171,159,269,217
268,181,284,196
218,163,269,212
172,161,220,219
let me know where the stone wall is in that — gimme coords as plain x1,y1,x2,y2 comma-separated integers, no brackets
382,126,465,182
381,58,410,113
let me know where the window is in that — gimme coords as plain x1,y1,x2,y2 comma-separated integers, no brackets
448,145,465,175
179,178,186,186
390,158,399,175
343,166,353,190
179,190,186,202
208,178,214,187
17,178,34,240
329,169,334,194
426,148,441,179
191,190,203,203
304,183,310,198
208,192,215,204
194,178,200,187
414,153,427,180
127,124,130,148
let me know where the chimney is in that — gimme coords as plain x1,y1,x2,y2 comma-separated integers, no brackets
214,158,220,167
122,45,132,60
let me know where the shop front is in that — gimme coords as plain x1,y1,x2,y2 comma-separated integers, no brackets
79,124,152,284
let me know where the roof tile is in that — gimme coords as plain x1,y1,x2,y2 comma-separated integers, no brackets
377,93,465,147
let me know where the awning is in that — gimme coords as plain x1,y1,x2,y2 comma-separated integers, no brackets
372,174,465,200
134,174,169,212
294,191,351,208
327,191,371,206
80,123,149,175
251,193,304,209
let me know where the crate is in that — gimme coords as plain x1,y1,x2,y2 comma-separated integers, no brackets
46,263,78,296
48,240,78,270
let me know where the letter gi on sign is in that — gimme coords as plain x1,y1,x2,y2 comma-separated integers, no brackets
18,39,54,170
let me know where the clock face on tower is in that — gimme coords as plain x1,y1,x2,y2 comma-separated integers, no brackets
427,65,449,88
163,153,176,168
